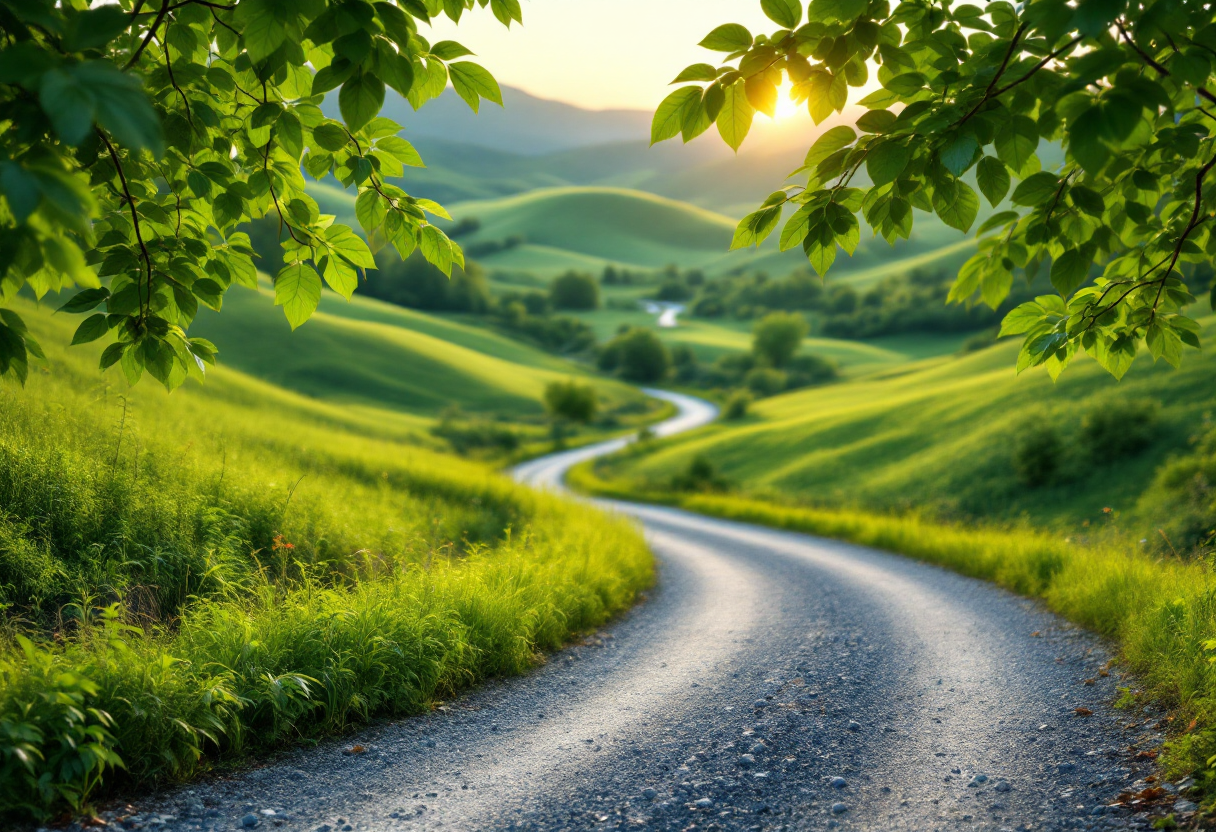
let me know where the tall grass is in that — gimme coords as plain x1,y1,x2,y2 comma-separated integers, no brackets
573,460,1216,797
0,301,652,821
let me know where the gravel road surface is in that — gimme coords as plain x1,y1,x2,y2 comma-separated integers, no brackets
112,391,1182,832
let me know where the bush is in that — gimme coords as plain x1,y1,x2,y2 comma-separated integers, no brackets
745,367,788,398
544,380,598,424
723,390,752,419
671,455,727,492
753,312,809,368
784,354,838,387
1013,424,1063,488
1081,399,1158,464
549,272,600,311
599,328,670,383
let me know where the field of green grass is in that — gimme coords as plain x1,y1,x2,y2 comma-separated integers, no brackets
191,280,646,419
586,318,1216,527
0,297,654,821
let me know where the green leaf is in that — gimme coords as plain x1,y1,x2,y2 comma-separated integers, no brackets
312,122,349,152
375,136,424,167
80,62,164,157
39,68,96,147
57,288,110,314
865,141,910,187
807,0,868,22
1049,249,1089,295
856,110,896,134
699,24,752,52
275,263,322,330
449,62,503,113
356,189,387,232
804,126,856,167
994,114,1038,173
490,0,523,25
977,209,1020,236
234,0,288,63
761,0,802,28
651,87,701,145
339,73,385,133
940,134,978,176
70,314,109,346
1000,302,1048,336
324,225,376,269
321,255,359,300
780,205,814,251
731,206,782,249
716,81,755,152
932,178,979,232
431,40,474,60
976,157,1011,207
1069,185,1105,217
804,227,837,276
420,225,454,276
672,63,719,83
1011,171,1059,206
1069,107,1109,173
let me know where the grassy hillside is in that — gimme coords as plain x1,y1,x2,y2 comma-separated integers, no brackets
190,281,645,418
0,297,653,821
587,319,1216,527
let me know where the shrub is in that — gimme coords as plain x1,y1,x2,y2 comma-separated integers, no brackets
784,354,838,387
1013,424,1063,488
745,367,788,398
723,390,752,419
671,455,726,492
1081,399,1158,464
599,329,670,383
544,380,598,424
549,272,600,311
752,312,809,368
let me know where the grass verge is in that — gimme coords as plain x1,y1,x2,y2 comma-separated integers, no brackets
570,463,1216,802
0,301,652,823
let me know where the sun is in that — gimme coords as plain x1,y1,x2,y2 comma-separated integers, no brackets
774,78,800,120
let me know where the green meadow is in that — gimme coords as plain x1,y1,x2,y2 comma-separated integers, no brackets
585,320,1216,526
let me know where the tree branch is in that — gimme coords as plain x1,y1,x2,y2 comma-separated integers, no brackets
98,130,154,321
1118,21,1216,106
123,0,171,71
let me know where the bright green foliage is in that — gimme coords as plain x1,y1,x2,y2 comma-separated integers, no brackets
544,378,598,423
752,310,809,367
0,0,517,391
0,299,650,820
659,0,1216,379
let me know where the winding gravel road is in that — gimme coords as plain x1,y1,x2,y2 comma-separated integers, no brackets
127,391,1175,832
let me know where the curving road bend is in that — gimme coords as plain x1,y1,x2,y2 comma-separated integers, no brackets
132,391,1168,832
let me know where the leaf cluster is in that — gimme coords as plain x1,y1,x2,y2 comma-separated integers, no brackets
0,0,515,389
660,0,1216,379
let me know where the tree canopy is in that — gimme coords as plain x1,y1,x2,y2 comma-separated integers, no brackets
0,0,518,389
656,0,1216,380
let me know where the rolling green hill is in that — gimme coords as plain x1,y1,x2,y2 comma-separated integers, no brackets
190,281,645,418
587,322,1216,526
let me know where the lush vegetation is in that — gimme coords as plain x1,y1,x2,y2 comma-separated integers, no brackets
666,0,1216,380
0,297,653,821
0,0,525,390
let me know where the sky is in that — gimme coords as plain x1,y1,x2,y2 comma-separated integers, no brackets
426,1,781,112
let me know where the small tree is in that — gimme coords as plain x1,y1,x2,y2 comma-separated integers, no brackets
753,312,809,369
550,271,600,311
602,328,670,383
544,379,597,424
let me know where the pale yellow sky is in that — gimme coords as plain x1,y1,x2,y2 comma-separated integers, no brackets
426,1,781,111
